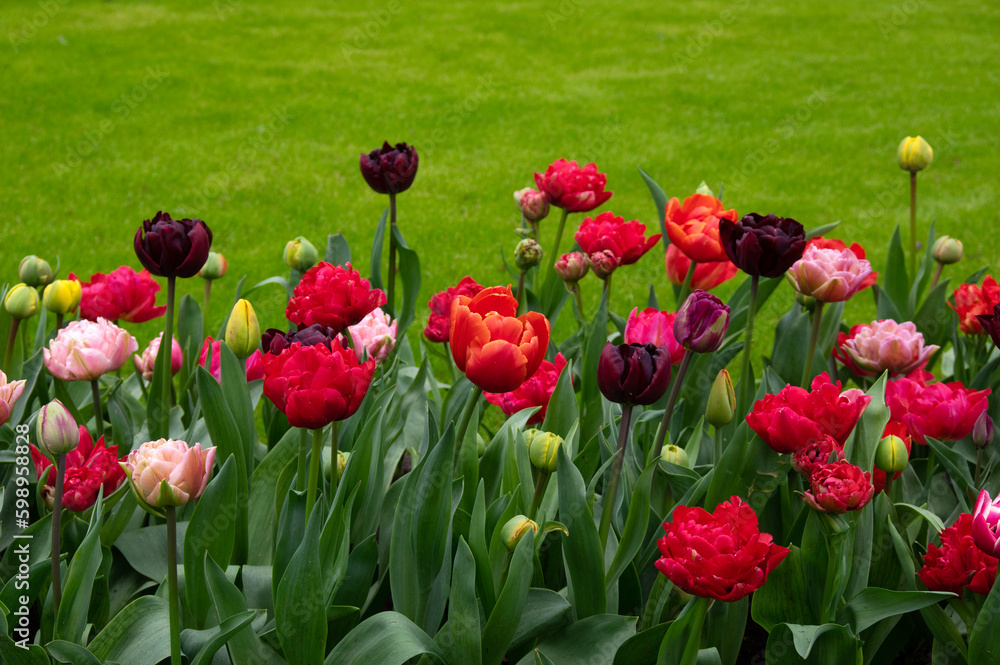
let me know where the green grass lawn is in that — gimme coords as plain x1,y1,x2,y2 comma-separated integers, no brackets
2,0,999,361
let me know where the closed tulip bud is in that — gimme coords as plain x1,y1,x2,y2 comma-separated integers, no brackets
554,252,589,283
42,279,82,315
660,444,689,467
501,515,538,550
18,255,53,287
588,250,619,280
875,434,910,473
932,236,963,265
897,136,933,173
324,449,350,483
35,400,79,456
198,251,228,280
515,239,543,270
525,430,563,473
973,411,994,450
4,284,39,320
695,180,713,196
225,299,261,360
514,188,550,223
706,369,735,427
284,236,318,272
674,290,730,353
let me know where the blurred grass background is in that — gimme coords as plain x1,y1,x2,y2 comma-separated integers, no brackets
1,0,998,362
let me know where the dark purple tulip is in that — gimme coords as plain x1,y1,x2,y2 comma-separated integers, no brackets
134,211,213,279
262,324,338,355
718,213,806,278
597,342,671,406
977,304,1000,351
360,142,419,194
674,290,730,353
973,411,994,450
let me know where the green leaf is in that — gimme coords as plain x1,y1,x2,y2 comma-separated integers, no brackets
556,444,606,619
514,614,636,665
541,359,578,444
764,623,858,663
47,641,102,665
482,529,534,665
967,562,1000,662
843,374,890,474
837,588,954,633
804,222,840,240
10,349,43,426
657,597,710,665
508,589,573,654
449,539,482,664
535,649,557,665
580,290,609,453
247,427,300,565
55,491,104,643
913,279,953,348
369,209,388,291
879,226,910,320
87,596,171,664
638,166,669,244
926,437,975,501
0,607,50,663
275,501,328,665
391,224,421,336
324,612,446,665
606,461,655,592
184,610,259,665
751,546,817,631
326,232,352,266
614,623,671,665
204,554,284,665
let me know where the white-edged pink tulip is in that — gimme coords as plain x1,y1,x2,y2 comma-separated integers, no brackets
124,438,215,511
785,245,873,303
345,307,397,362
43,318,138,381
842,319,939,376
133,333,183,380
0,370,26,427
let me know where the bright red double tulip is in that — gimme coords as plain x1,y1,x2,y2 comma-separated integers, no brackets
886,374,990,445
664,193,738,263
285,262,386,335
449,286,550,393
951,275,1000,335
574,212,661,266
262,340,375,430
746,373,872,454
424,276,485,344
484,352,568,425
802,460,874,514
533,159,612,213
791,435,844,478
919,513,997,596
655,496,789,602
71,266,166,323
31,426,125,512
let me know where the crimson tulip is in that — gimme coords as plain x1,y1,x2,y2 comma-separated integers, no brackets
919,513,997,596
574,211,660,266
483,353,568,425
951,276,999,335
533,159,612,213
72,266,166,323
886,375,990,445
424,276,484,344
791,435,844,478
285,262,386,334
31,426,125,512
802,460,874,513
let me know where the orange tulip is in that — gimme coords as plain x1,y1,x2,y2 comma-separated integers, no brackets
665,193,738,263
449,286,550,393
664,244,737,291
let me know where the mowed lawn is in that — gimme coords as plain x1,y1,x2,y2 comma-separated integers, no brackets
1,0,999,359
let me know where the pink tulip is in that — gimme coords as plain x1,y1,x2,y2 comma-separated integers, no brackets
785,245,873,303
124,438,216,510
133,333,183,380
624,307,685,365
345,307,397,362
841,319,939,376
0,371,26,427
199,337,264,382
43,318,138,382
972,489,1000,557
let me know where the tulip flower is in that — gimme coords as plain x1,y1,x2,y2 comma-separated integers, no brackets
524,430,563,473
898,136,934,276
345,307,397,363
659,445,689,467
886,375,990,445
262,324,338,354
72,266,166,323
587,250,619,281
973,411,994,450
514,187,550,224
484,353,568,426
44,318,138,383
597,343,672,407
286,262,386,335
786,245,873,303
18,255,53,287
933,236,963,265
972,490,1000,557
673,290,730,353
42,279,82,318
133,333,183,381
952,276,1000,335
664,192,738,263
134,211,213,279
806,237,877,290
225,299,261,360
533,159,612,213
719,213,807,279
575,211,661,268
554,252,589,284
4,283,39,320
360,141,419,195
199,337,264,382
624,308,685,366
664,244,737,292
0,371,25,427
840,319,939,376
32,426,125,512
919,513,997,596
284,236,319,272
424,276,485,344
979,304,1000,352
802,460,874,514
198,251,227,280
35,400,79,457
514,238,543,270
791,435,844,478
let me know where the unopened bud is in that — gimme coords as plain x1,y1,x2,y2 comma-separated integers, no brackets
588,250,619,280
555,252,589,283
932,236,963,265
973,411,994,450
225,299,261,360
524,429,563,473
660,444,689,467
897,136,933,173
515,239,543,271
501,515,538,550
514,188,550,223
284,237,318,272
695,181,713,196
4,284,39,320
18,255,53,287
199,251,228,280
36,400,79,456
42,279,82,315
706,369,735,428
875,434,909,473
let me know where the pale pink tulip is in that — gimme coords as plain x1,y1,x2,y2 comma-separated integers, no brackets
843,319,939,376
133,333,183,380
43,318,138,382
624,307,685,365
972,489,1000,557
0,371,26,427
785,245,873,302
345,307,397,362
124,438,216,510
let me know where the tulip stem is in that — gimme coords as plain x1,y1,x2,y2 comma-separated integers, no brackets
388,192,398,318
602,274,613,302
544,208,571,292
975,449,983,488
159,277,176,439
529,471,549,521
714,427,723,464
926,448,936,486
677,261,697,307
330,421,340,487
909,171,918,280
516,269,527,315
305,427,324,523
930,263,943,289
50,454,65,617
652,352,692,460
801,302,825,387
737,275,760,417
296,428,308,492
91,378,105,443
884,474,894,499
598,403,633,548
571,284,586,325
455,386,484,465
203,280,211,314
166,505,182,665
3,319,20,374
55,313,64,331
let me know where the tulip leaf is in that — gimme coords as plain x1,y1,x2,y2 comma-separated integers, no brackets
580,289,609,450
926,437,975,502
47,640,103,665
908,220,938,313
184,455,238,627
448,538,482,665
273,487,307,600
0,606,50,664
391,224,421,337
482,529,534,665
183,609,259,665
331,534,379,612
879,225,911,320
535,649,557,665
55,490,104,644
968,568,1000,662
219,342,256,475
468,481,497,615
613,622,671,665
606,460,655,593
751,546,818,631
764,623,858,663
912,278,953,348
541,358,578,445
9,349,43,426
837,588,954,633
87,595,171,664
804,222,840,240
204,554,285,665
556,443,606,619
247,426,299,565
843,374,890,475
145,322,171,440
508,588,573,654
657,596,710,665
323,611,446,665
325,232,352,267
513,613,637,665
340,401,386,544
768,307,810,385
275,500,328,665
637,166,668,246
369,208,388,292
176,293,204,392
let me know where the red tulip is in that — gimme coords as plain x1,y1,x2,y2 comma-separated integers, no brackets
664,244,737,292
449,286,550,393
791,435,844,478
747,373,872,454
72,266,166,323
886,374,990,445
262,340,375,429
972,490,1000,558
664,193,738,263
285,262,386,334
802,460,874,514
533,159,612,213
199,337,264,382
31,426,125,512
424,276,485,344
919,513,997,596
624,308,685,366
951,276,1000,335
655,496,790,602
574,212,661,266
484,353,568,425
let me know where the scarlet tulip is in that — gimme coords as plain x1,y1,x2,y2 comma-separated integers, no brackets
533,159,612,213
664,193,738,263
72,266,167,323
886,375,990,445
952,276,1000,335
484,353,568,425
802,460,874,514
424,276,485,344
919,513,997,596
32,426,126,512
285,262,386,334
574,211,661,266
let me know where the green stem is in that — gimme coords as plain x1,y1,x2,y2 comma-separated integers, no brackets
55,313,64,331
677,260,697,308
51,454,65,617
801,302,825,387
926,448,936,486
305,427,324,522
91,378,104,442
714,426,723,464
930,263,943,289
159,277,176,439
203,280,211,314
516,269,526,314
572,284,586,324
884,474,895,499
529,472,549,521
296,428,308,492
602,274,613,302
388,192,398,317
166,506,182,665
443,342,458,385
652,352,692,459
455,386,484,465
737,275,760,417
598,404,633,548
544,208,570,288
679,597,711,664
4,318,20,374
909,172,918,280
330,421,340,487
975,448,983,488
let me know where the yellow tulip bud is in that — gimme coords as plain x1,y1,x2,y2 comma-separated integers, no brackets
706,369,735,428
42,279,82,315
524,429,563,473
897,136,933,173
225,299,261,360
660,444,689,468
501,515,538,550
4,284,39,320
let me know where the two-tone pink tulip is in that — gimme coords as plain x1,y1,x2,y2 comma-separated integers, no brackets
841,319,939,376
786,245,873,302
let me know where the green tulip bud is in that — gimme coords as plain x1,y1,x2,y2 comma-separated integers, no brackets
284,236,318,272
660,444,689,467
35,400,79,456
695,180,713,196
198,251,228,280
897,136,933,173
524,429,563,473
514,238,543,271
875,435,909,474
225,299,261,360
501,515,538,550
18,255,53,287
932,236,963,265
706,369,735,428
4,283,39,320
42,279,82,315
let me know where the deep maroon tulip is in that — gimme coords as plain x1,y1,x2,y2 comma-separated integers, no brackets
718,213,806,278
360,142,418,194
977,304,1000,350
134,211,213,279
673,290,730,353
597,342,671,406
262,324,339,355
